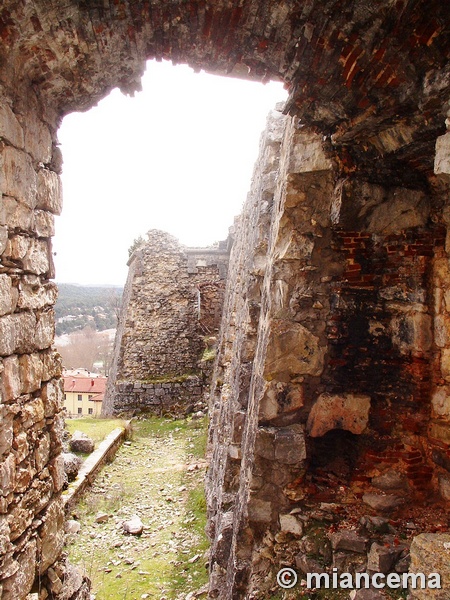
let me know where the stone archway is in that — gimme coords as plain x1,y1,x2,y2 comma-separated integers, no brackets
1,2,450,599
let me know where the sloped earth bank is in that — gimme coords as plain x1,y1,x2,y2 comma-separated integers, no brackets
65,417,209,600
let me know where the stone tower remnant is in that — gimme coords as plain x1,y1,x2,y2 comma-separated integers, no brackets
103,229,230,415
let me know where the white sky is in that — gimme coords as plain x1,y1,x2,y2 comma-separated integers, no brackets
53,59,287,286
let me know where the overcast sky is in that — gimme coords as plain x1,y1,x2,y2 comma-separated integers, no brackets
53,60,287,286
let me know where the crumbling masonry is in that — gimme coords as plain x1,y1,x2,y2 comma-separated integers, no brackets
0,2,450,599
103,230,230,416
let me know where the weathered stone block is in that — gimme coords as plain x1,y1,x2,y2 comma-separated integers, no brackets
0,453,16,496
307,393,371,437
13,432,29,464
0,225,8,254
254,427,275,460
330,530,368,553
0,274,17,317
0,102,24,148
432,387,450,419
1,354,21,401
362,493,404,513
35,433,51,472
15,463,35,493
0,407,14,456
4,235,50,275
17,276,57,311
62,452,81,483
259,381,304,422
288,129,332,174
440,349,450,382
391,312,432,355
0,312,36,356
371,469,408,491
274,424,306,464
41,379,63,417
38,497,65,573
19,352,44,394
21,113,52,164
0,516,11,555
247,498,272,523
0,146,37,208
55,561,85,600
279,514,303,536
35,310,54,350
1,538,36,600
21,398,45,429
438,474,450,501
367,541,399,573
429,421,450,445
409,533,450,598
265,319,324,379
23,238,51,275
435,131,450,178
49,454,66,491
41,349,62,382
367,189,429,234
69,431,94,454
3,233,29,261
34,209,55,237
36,168,62,215
0,195,34,230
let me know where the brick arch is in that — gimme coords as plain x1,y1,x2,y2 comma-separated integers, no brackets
2,1,449,139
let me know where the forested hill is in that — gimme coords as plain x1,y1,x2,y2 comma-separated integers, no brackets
55,283,123,336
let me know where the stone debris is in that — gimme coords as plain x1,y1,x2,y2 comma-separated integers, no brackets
94,512,110,524
362,493,404,513
122,515,144,536
69,431,95,454
65,420,209,598
63,452,82,482
65,520,81,534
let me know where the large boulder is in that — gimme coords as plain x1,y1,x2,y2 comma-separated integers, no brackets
69,431,95,454
62,453,82,482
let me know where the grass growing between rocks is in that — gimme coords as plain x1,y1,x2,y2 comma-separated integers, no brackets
66,416,209,600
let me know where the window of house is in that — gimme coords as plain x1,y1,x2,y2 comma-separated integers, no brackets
88,408,93,415
78,407,82,415
64,393,67,400
78,394,82,401
88,395,93,401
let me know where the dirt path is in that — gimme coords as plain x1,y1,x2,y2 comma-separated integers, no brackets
65,418,209,600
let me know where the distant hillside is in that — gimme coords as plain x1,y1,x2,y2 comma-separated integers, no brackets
55,283,123,336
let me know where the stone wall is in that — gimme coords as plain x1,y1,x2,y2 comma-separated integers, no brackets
103,230,229,416
206,108,450,598
0,2,450,599
0,95,89,598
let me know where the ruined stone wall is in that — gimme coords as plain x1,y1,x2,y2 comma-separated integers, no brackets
0,94,89,598
0,2,449,598
206,109,450,598
104,230,229,416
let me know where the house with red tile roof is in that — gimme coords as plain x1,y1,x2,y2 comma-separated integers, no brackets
63,371,107,417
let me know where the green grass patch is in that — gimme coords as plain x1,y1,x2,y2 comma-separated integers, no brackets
65,417,126,447
131,372,199,385
201,347,216,362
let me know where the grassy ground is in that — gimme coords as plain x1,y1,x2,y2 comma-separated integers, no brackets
65,417,127,447
65,417,209,600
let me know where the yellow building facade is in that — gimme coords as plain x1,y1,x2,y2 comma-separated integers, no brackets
63,373,106,417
